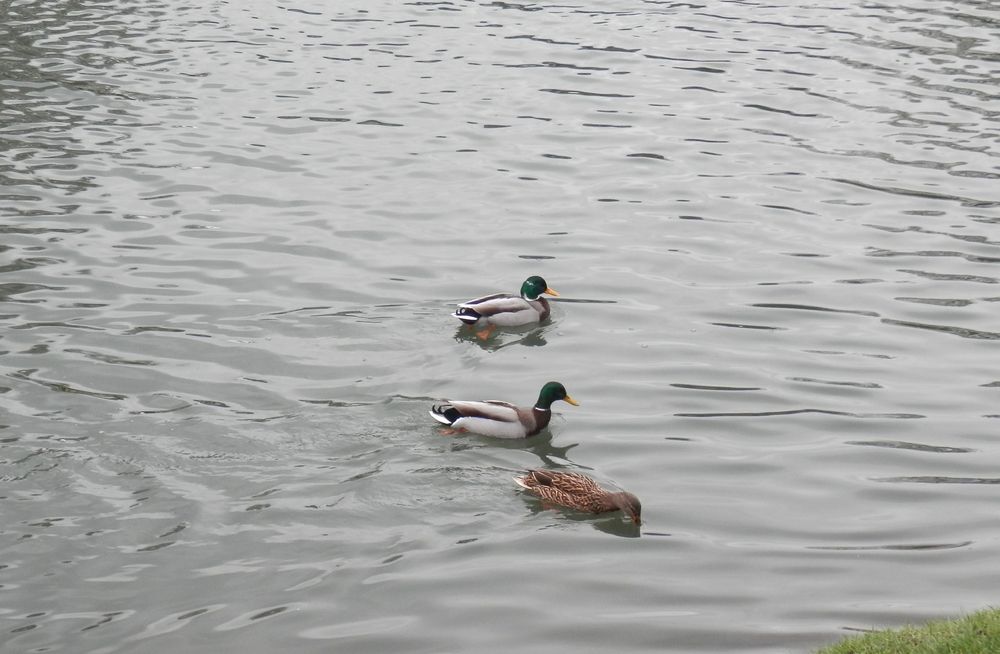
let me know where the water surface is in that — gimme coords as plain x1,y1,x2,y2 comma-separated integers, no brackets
2,0,999,652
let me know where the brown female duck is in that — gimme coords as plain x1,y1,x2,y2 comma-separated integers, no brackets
513,469,642,525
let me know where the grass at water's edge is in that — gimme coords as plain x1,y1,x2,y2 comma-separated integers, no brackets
817,608,1000,654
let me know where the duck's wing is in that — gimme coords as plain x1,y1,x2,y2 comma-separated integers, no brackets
517,478,600,513
517,471,612,514
447,400,520,422
458,292,510,308
457,294,532,318
527,470,602,495
447,400,532,438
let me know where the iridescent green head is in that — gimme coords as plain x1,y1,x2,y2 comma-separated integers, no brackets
534,381,579,410
520,276,559,301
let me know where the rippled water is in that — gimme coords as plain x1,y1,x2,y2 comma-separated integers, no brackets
2,0,998,652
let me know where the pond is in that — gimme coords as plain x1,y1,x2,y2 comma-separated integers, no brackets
1,1,998,652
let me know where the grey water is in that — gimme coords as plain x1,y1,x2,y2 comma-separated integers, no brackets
1,0,999,652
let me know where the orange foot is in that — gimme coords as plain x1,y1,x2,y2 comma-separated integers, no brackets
475,325,496,340
440,427,465,436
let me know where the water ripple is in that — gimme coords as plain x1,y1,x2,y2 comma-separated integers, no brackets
846,440,975,454
875,477,1000,485
2,1,999,653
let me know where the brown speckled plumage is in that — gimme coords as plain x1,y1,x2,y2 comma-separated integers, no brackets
514,469,642,525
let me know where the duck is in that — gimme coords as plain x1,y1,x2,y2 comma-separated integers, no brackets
452,275,559,340
513,469,642,525
429,381,578,439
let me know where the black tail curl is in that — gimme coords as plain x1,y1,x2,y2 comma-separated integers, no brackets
453,307,481,324
431,404,462,424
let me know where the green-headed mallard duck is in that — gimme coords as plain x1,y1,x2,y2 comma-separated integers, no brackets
514,469,642,525
452,275,559,340
429,381,578,438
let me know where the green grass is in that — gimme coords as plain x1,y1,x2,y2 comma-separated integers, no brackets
818,608,1000,654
